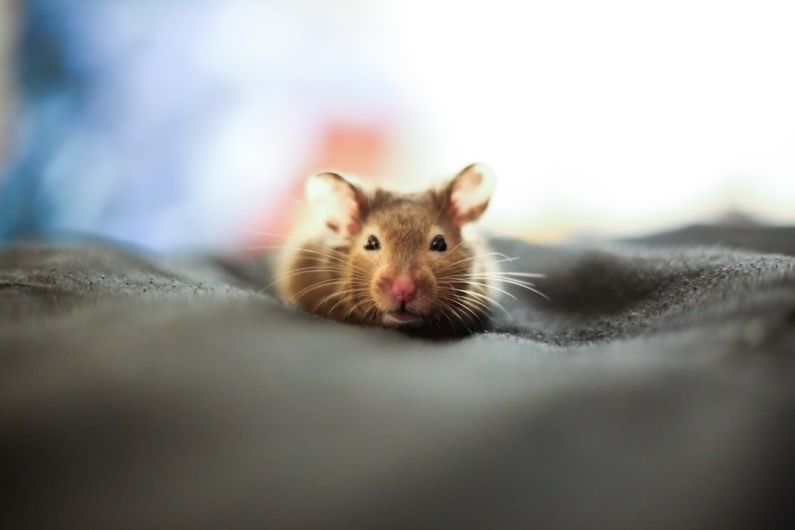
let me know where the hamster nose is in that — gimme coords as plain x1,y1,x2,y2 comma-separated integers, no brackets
391,275,417,303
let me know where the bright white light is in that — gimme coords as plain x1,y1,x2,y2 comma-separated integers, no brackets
378,0,795,238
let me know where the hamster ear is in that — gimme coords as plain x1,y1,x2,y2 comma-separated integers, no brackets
443,163,496,227
306,171,367,236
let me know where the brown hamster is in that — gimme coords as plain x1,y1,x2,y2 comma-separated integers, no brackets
274,163,505,336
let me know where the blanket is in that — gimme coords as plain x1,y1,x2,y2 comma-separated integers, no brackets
2,225,794,529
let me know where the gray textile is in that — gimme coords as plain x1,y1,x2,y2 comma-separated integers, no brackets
2,226,795,529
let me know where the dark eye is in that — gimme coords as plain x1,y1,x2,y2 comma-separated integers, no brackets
430,234,447,252
364,235,380,251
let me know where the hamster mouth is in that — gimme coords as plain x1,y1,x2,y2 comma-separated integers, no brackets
383,302,422,326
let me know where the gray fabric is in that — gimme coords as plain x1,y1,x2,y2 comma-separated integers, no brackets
2,226,795,529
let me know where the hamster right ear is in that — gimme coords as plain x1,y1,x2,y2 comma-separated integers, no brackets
305,172,367,236
443,163,496,227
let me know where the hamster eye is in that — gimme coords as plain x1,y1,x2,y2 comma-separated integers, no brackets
429,234,447,252
364,235,381,251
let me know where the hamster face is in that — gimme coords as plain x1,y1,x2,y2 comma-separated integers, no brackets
345,196,478,328
278,164,497,335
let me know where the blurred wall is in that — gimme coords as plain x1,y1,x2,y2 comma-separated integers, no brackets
0,0,793,251
0,0,15,166
0,0,417,252
379,0,795,240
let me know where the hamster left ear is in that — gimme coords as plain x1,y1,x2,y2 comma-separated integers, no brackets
443,163,496,227
306,171,367,236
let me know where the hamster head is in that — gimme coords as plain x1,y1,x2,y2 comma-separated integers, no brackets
305,163,496,332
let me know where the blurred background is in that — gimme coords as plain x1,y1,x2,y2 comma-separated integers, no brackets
0,0,793,252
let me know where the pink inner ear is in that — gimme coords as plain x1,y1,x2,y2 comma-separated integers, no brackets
445,163,494,226
450,189,486,227
309,173,364,236
450,192,468,227
343,203,361,235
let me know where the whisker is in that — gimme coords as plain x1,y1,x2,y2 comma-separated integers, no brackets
314,286,368,313
442,291,491,315
442,302,473,334
443,274,545,294
438,279,517,301
272,265,339,277
291,278,348,300
494,280,550,300
268,267,340,287
326,288,370,315
363,303,381,321
437,254,521,274
449,288,511,319
490,271,545,278
344,297,372,320
446,297,483,327
468,276,536,289
469,273,539,285
441,293,483,321
452,296,495,321
462,276,549,300
444,287,501,314
313,290,348,312
440,239,466,257
433,303,459,332
436,251,515,273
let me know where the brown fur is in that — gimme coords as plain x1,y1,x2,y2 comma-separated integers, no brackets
275,166,497,336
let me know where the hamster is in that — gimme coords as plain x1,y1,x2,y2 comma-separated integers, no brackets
274,163,504,336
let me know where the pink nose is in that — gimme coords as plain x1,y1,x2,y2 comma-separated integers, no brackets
391,275,417,303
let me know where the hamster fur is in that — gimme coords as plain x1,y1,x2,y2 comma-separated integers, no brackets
274,164,501,336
